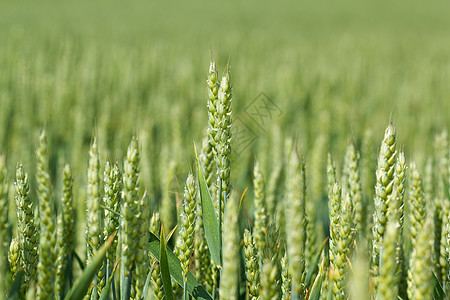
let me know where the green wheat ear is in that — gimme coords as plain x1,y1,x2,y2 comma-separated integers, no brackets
435,130,449,286
151,260,165,300
280,253,291,300
213,64,232,221
329,184,354,300
14,164,38,288
205,58,219,187
135,193,150,299
327,153,337,202
86,137,102,264
149,212,164,300
407,216,434,300
0,155,8,253
391,152,407,299
36,130,56,299
173,172,197,292
253,160,267,254
0,155,9,296
8,236,20,280
343,142,363,239
409,161,426,250
55,164,75,298
285,149,306,299
261,258,280,300
102,161,121,292
377,212,400,300
349,244,370,300
200,133,215,188
221,193,240,300
207,58,219,156
172,174,197,297
243,229,260,300
121,136,140,294
372,123,397,280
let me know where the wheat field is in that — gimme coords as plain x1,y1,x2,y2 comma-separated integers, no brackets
1,1,450,299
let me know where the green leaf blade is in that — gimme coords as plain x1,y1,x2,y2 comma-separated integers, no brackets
8,270,24,300
194,143,221,266
148,232,212,300
64,235,114,300
99,260,119,300
306,238,328,289
160,225,174,300
307,273,322,300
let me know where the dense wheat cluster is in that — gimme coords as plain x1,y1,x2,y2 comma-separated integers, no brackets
1,1,450,300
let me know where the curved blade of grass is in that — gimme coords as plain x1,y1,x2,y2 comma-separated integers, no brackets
166,224,178,244
141,263,155,300
64,235,114,300
239,187,247,212
101,204,121,217
193,142,221,266
8,270,24,300
432,271,445,300
160,225,174,300
306,237,328,288
73,250,86,270
99,259,120,300
306,273,322,300
148,232,213,300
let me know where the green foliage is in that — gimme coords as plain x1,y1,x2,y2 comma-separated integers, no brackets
147,232,212,300
159,225,174,300
2,5,450,298
64,236,113,300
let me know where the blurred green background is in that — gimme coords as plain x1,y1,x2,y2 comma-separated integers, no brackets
1,0,450,205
